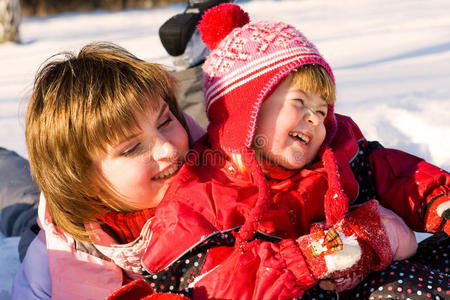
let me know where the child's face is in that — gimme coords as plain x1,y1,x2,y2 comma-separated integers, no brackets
254,74,327,170
97,97,189,210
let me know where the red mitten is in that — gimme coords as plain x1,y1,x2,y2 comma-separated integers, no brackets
425,194,450,235
297,200,394,288
297,226,363,280
318,239,375,292
107,279,189,300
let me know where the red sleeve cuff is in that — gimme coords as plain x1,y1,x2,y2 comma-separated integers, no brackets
279,239,317,290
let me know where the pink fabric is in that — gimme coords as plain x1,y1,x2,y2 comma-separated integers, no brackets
37,194,123,300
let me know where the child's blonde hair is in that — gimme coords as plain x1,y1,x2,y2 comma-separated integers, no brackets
291,64,336,106
26,42,188,241
232,64,336,173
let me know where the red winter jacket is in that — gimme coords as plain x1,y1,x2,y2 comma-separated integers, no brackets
142,114,449,299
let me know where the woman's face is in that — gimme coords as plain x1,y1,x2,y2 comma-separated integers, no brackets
97,97,189,210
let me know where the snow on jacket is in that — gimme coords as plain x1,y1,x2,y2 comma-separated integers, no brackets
11,113,206,300
141,114,449,299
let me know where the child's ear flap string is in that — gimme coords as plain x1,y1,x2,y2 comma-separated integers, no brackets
234,147,351,250
322,146,349,227
235,149,271,250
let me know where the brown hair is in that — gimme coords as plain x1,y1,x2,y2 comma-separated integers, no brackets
26,42,188,241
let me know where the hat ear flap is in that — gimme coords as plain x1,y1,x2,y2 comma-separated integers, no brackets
235,150,270,248
323,104,337,147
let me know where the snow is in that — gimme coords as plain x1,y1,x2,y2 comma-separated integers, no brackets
0,0,449,297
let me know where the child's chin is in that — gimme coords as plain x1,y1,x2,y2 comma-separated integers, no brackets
280,159,307,170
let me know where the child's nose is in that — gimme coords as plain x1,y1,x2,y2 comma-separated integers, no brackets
304,109,321,126
151,138,179,162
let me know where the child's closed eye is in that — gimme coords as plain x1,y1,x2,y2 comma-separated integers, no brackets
292,98,305,105
316,110,327,117
120,143,141,157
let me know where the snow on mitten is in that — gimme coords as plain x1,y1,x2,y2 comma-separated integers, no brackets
425,193,450,235
297,200,394,283
107,279,189,300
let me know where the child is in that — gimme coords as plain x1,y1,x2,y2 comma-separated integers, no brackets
139,3,449,299
11,42,204,299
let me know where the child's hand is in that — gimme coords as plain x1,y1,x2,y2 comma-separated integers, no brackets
318,267,369,292
297,200,394,287
425,194,450,235
296,225,371,282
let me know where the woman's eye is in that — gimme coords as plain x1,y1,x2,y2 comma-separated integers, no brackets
157,116,173,129
120,143,140,157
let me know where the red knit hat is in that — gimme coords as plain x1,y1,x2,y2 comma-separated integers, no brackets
198,3,348,242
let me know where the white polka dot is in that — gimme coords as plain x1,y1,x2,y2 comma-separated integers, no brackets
185,259,190,264
378,286,383,291
169,285,174,290
417,290,422,295
152,274,158,279
194,262,199,267
428,285,432,289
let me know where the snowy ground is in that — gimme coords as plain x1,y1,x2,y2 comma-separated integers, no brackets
0,0,449,297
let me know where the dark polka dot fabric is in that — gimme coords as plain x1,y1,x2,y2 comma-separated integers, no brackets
303,234,449,300
350,140,382,205
142,228,283,297
302,285,338,299
143,230,236,296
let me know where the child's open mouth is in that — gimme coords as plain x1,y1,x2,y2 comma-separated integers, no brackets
289,131,311,145
152,161,183,180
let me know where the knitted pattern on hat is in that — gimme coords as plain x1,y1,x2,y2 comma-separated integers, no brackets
198,3,347,237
